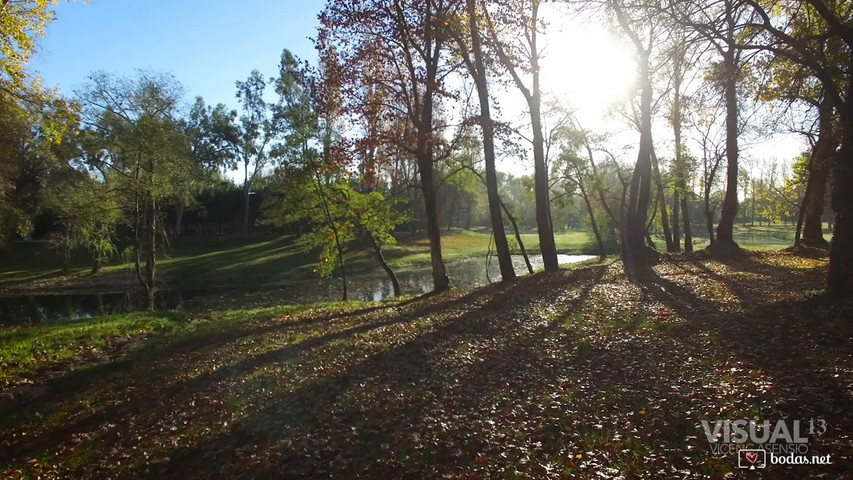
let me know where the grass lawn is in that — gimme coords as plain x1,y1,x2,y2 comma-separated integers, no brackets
0,223,833,292
0,251,850,478
0,228,603,291
651,223,835,251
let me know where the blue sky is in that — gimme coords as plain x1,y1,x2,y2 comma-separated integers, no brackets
31,0,802,174
33,0,325,110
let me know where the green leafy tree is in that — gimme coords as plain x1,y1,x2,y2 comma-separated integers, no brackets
348,187,406,297
78,71,191,308
1,0,57,100
170,97,233,236
211,71,283,236
45,166,119,274
265,49,407,299
320,0,457,292
0,91,79,240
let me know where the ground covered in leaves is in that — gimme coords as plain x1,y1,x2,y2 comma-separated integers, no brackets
1,250,851,479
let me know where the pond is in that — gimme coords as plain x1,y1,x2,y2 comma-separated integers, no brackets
0,254,596,325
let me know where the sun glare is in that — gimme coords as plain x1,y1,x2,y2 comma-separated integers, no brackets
540,22,636,126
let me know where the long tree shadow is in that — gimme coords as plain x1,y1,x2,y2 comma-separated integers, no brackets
108,268,604,478
5,258,851,479
119,265,725,479
1,299,419,415
0,285,518,467
636,258,853,476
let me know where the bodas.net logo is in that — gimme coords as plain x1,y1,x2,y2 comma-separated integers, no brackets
701,418,832,470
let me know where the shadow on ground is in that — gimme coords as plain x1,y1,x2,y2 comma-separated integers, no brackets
1,251,851,479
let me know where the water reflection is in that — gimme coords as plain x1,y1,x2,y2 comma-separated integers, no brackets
0,254,595,325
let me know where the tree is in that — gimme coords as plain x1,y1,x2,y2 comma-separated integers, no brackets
684,82,727,245
483,0,559,272
0,95,45,239
450,0,516,282
45,166,119,274
663,25,701,253
172,97,233,237
78,71,191,308
751,18,837,248
606,0,661,271
713,0,748,247
320,0,463,292
213,70,283,236
266,48,407,300
732,0,853,295
0,0,58,101
347,187,406,297
0,88,79,241
266,164,354,299
662,0,757,248
554,141,607,260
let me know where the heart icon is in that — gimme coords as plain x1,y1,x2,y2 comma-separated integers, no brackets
745,452,758,464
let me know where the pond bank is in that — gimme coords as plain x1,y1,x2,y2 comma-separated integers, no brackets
0,230,603,294
0,254,598,324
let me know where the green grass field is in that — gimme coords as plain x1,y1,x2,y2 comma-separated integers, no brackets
0,223,832,291
0,228,603,290
654,223,834,251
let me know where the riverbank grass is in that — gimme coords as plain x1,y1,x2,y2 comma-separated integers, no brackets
0,301,395,389
0,223,830,292
0,312,188,387
0,228,601,290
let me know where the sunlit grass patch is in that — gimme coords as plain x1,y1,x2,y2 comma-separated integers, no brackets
0,312,187,386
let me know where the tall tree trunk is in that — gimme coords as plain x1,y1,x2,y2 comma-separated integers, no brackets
623,51,655,270
584,144,619,227
415,2,450,293
338,246,348,302
672,191,681,251
702,152,719,245
465,0,515,281
174,200,185,238
242,158,252,237
461,164,526,277
446,189,457,232
577,173,605,260
500,199,534,274
92,248,103,274
530,93,558,271
242,187,251,237
419,156,449,291
482,0,555,271
133,162,146,289
751,181,756,226
651,147,675,252
145,198,157,311
646,190,659,247
795,189,807,246
671,50,684,252
827,91,853,296
716,43,740,247
802,100,836,248
62,235,71,275
371,234,401,297
705,204,716,245
681,197,693,252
